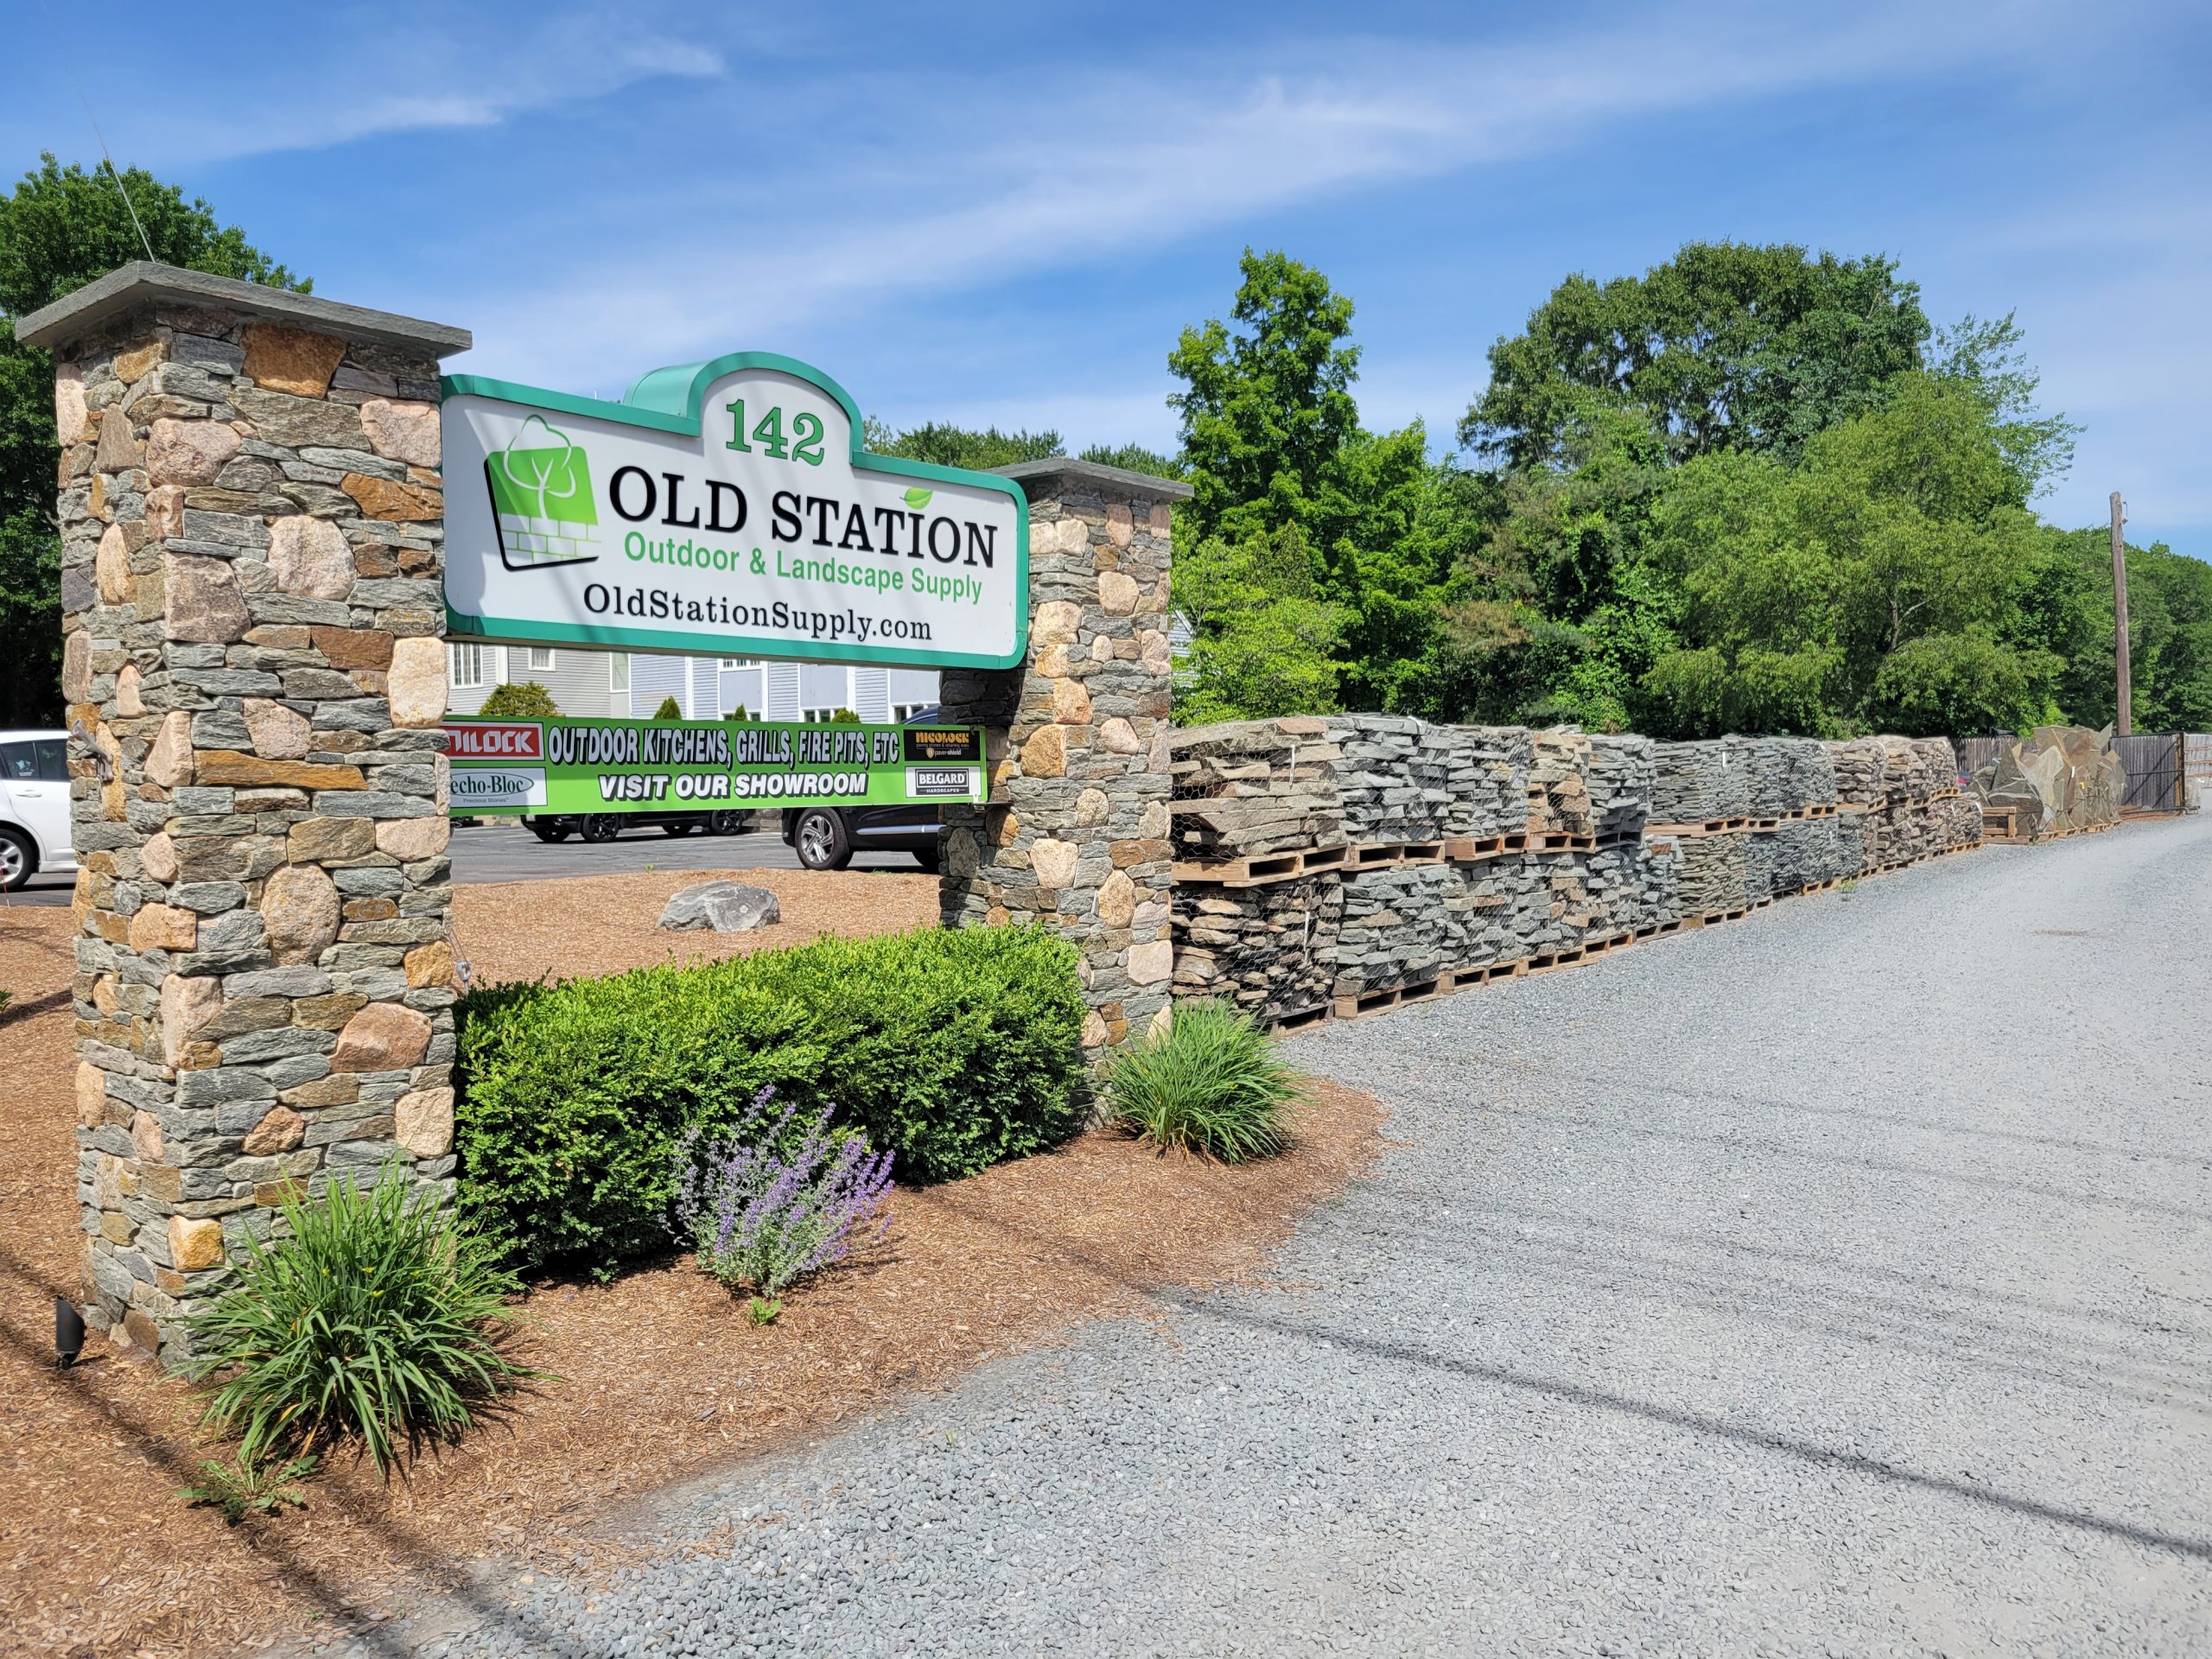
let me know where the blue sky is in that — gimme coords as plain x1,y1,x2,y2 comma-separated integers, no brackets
9,0,2209,556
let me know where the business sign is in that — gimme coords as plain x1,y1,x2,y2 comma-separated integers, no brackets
441,353,1028,669
444,715,983,817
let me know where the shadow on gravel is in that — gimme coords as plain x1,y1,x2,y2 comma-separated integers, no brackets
1160,1290,2212,1565
1436,1052,2212,1174
910,1185,2212,1569
0,1252,568,1659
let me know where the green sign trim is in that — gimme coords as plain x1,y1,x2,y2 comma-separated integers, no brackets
444,714,985,817
440,351,1032,671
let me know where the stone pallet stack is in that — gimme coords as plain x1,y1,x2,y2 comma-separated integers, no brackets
1172,876,1340,1024
1758,816,1845,895
1831,810,1869,877
1744,737,1838,817
1912,736,1961,796
1676,829,1751,916
1332,864,1471,996
1586,734,1655,839
1324,715,1456,844
1939,794,1983,849
1865,801,1943,867
1650,739,1754,823
1586,838,1681,934
1528,729,1594,838
1440,726,1532,837
1829,739,1887,808
1166,718,1344,860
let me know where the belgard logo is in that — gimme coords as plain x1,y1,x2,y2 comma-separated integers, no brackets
486,415,600,572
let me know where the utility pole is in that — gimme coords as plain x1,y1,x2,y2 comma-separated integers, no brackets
2110,491,2132,735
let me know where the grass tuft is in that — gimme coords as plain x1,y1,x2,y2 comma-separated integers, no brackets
1104,999,1303,1163
183,1162,544,1473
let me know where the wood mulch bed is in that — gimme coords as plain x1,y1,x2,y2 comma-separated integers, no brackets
0,878,1382,1658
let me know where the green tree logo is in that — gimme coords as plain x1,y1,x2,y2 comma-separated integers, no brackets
488,416,597,526
486,415,600,569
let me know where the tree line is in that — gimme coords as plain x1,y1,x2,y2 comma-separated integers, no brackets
3,156,2206,738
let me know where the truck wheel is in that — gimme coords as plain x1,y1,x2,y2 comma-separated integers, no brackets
707,810,747,836
912,842,941,874
581,815,621,843
528,820,572,843
663,820,699,836
792,808,852,871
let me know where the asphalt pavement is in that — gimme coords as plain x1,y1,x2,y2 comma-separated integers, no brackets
0,817,927,908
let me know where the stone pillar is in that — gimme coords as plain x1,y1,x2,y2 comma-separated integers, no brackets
938,459,1188,1067
17,264,471,1369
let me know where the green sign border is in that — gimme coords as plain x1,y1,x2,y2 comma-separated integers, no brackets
440,351,1032,671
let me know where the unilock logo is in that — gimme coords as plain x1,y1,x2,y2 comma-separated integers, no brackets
449,767,546,808
487,416,599,571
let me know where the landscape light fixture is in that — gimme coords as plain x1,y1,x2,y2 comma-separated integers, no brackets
54,1296,84,1368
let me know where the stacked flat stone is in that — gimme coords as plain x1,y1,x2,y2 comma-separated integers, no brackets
1332,864,1470,995
941,460,1185,1063
1172,876,1340,1024
1457,855,1568,969
24,266,469,1367
1939,794,1983,849
1528,729,1594,837
1830,809,1870,876
1586,734,1654,839
1912,736,1961,796
1324,715,1454,843
1438,725,1532,837
1166,718,1344,860
1762,817,1843,895
1650,739,1754,823
1676,830,1751,915
1582,839,1677,935
1829,739,1887,808
1741,737,1835,817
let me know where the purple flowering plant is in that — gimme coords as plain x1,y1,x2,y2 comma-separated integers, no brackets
674,1086,894,1295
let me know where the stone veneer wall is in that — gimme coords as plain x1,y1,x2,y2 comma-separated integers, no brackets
24,266,470,1367
937,461,1187,1067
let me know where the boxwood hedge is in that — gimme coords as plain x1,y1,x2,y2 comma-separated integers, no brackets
454,922,1086,1273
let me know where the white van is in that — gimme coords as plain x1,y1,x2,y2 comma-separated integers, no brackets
0,730,74,891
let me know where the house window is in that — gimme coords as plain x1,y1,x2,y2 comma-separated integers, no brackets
891,702,934,722
718,658,754,670
448,643,488,690
526,646,556,671
608,654,631,693
800,706,844,723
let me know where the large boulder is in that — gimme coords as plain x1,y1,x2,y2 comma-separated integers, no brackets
658,881,780,933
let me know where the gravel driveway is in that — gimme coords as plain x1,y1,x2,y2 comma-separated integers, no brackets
395,817,2212,1658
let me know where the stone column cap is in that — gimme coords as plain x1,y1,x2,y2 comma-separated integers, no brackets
995,457,1193,501
15,260,472,358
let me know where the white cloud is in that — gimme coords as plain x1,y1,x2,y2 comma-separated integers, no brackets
455,0,2060,389
138,17,723,162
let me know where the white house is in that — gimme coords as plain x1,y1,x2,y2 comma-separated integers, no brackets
444,643,939,722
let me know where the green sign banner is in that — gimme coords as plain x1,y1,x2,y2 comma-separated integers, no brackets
443,716,983,817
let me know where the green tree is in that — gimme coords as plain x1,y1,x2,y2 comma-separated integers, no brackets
1175,524,1345,722
1464,241,1929,470
652,694,683,720
1077,440,1183,478
0,153,306,726
1168,250,1471,721
1639,374,2062,736
476,682,558,719
864,419,1062,471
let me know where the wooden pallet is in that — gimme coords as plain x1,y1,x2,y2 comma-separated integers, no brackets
1172,843,1350,887
1447,959,1527,988
1442,832,1521,862
1630,918,1688,941
1332,977,1447,1019
1646,817,1751,836
1346,839,1447,870
1267,1003,1332,1033
1781,804,1840,820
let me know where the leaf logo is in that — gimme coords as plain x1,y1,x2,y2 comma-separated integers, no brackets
903,486,933,512
489,416,598,527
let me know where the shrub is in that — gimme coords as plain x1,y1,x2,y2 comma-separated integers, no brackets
652,694,682,719
1105,999,1302,1162
182,1165,540,1472
455,922,1085,1272
677,1087,893,1294
726,703,750,721
477,681,559,719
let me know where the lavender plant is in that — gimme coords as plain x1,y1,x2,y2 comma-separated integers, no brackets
675,1088,894,1295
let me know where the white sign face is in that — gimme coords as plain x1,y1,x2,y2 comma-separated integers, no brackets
441,354,1028,669
448,766,546,809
